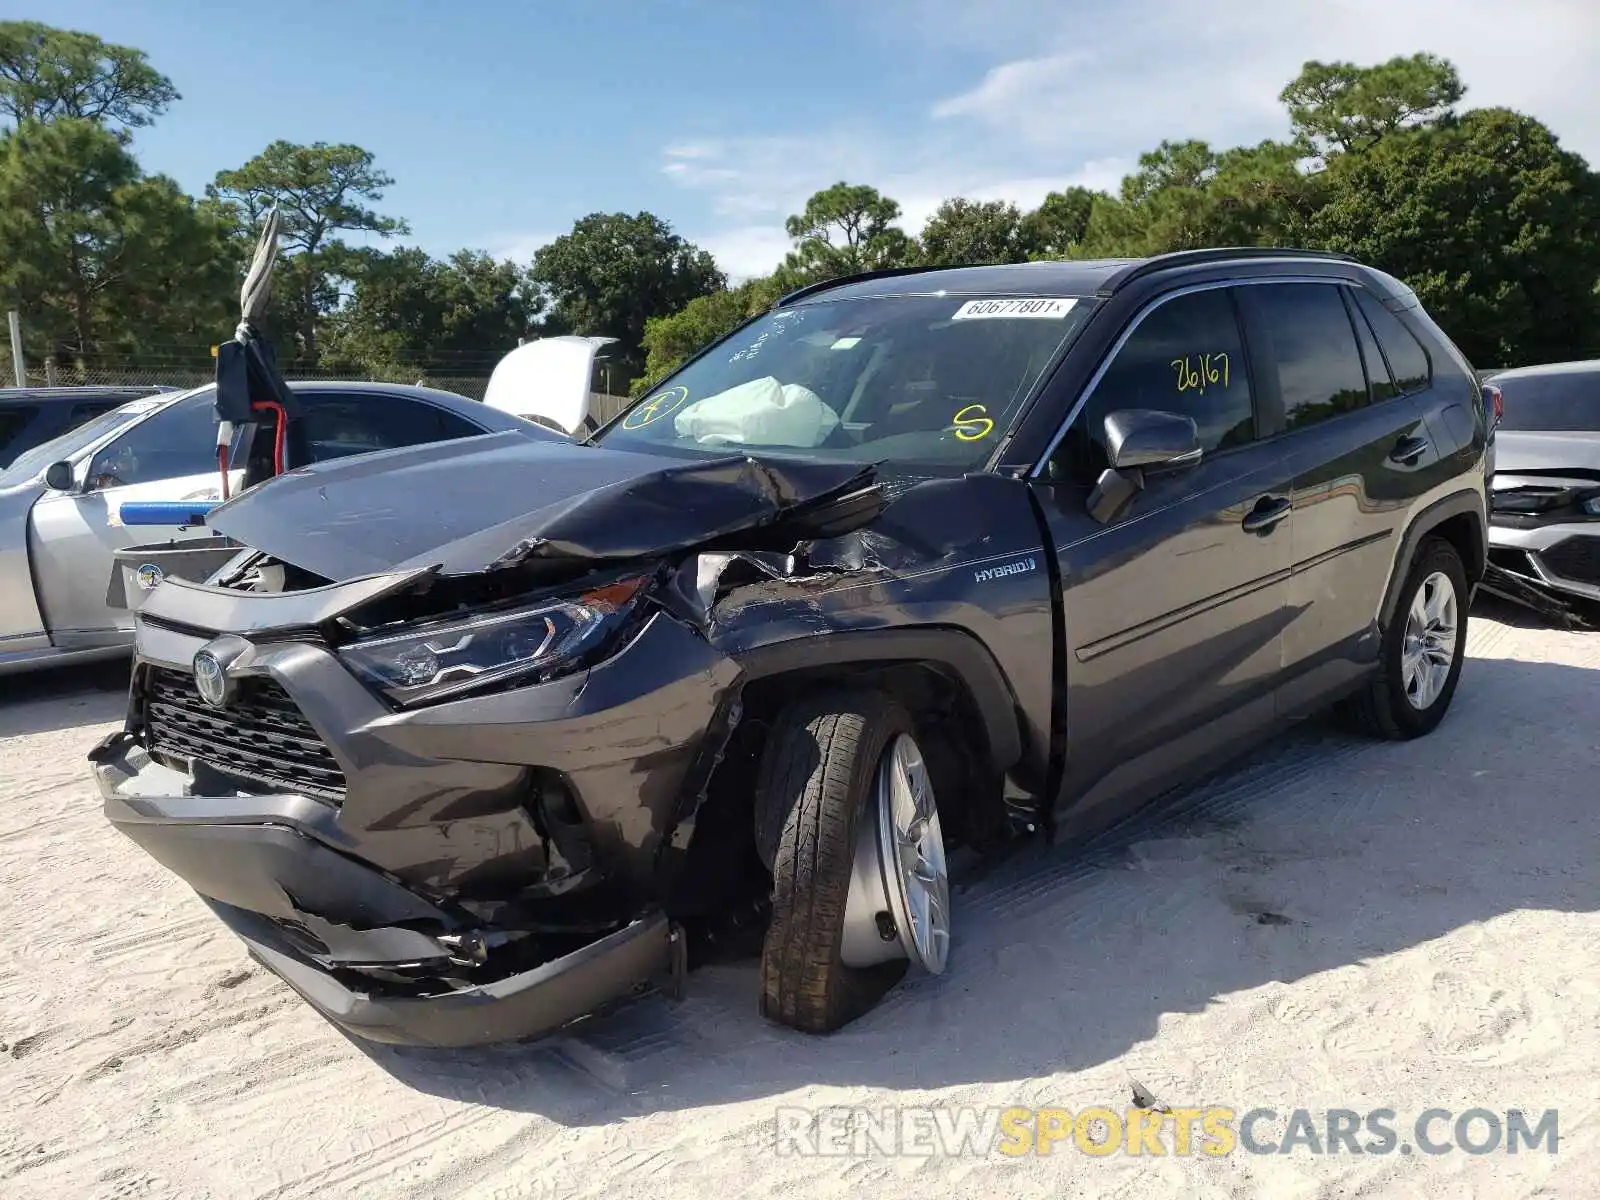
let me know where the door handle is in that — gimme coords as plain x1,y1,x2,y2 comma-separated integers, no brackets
1389,434,1430,465
1241,496,1291,533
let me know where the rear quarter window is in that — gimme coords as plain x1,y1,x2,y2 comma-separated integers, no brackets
1352,290,1431,394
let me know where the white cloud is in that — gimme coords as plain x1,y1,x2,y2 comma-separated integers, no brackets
925,0,1600,160
480,230,559,264
665,0,1600,279
697,225,795,283
930,52,1090,122
668,138,1135,278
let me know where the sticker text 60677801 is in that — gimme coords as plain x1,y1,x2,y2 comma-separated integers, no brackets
951,298,1077,321
1171,352,1231,394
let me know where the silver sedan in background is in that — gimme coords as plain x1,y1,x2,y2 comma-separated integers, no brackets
0,381,549,675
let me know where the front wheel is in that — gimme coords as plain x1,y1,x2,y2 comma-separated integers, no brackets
1340,536,1469,739
754,689,951,1033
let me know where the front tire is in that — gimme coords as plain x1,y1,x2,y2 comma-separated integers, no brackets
1341,536,1468,739
753,689,948,1033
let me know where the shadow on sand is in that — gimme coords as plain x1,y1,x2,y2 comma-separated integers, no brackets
346,650,1597,1124
0,658,131,739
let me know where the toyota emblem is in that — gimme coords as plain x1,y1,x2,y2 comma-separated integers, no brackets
192,650,229,707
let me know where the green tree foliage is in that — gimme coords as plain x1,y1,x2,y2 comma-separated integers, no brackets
919,198,1025,266
783,182,915,281
321,248,548,377
1019,187,1098,258
531,211,723,387
633,273,788,394
210,141,409,364
0,118,232,365
1281,52,1463,155
0,21,178,132
1305,107,1600,365
1078,138,1322,256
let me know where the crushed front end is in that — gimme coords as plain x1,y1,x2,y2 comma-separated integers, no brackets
94,555,742,1047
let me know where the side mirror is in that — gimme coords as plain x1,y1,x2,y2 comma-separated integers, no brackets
43,461,76,492
1086,410,1202,525
1104,409,1202,471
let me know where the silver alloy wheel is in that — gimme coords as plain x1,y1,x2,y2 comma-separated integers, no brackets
1401,570,1459,711
839,733,951,973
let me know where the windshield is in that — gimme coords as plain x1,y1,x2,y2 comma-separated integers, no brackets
0,401,161,488
1493,369,1600,432
595,294,1090,471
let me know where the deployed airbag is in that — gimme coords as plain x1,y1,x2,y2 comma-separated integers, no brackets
674,377,840,448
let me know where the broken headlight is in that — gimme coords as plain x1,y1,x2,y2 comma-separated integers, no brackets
339,578,644,706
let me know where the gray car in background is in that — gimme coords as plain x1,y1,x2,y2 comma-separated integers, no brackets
1481,361,1600,606
0,385,175,468
0,381,544,675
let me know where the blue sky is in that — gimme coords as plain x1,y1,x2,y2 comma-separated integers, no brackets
42,0,1600,279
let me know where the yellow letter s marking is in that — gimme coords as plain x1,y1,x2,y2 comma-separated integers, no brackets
952,404,995,442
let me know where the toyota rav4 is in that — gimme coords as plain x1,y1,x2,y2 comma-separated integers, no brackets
95,249,1490,1047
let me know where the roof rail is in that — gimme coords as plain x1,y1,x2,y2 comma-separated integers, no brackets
774,263,976,308
1102,246,1358,293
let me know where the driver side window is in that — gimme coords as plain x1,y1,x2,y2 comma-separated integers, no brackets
86,396,221,490
1053,288,1254,485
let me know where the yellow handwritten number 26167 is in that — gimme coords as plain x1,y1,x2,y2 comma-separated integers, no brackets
1171,353,1230,394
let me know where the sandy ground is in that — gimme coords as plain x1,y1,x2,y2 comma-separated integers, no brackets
1,604,1596,1200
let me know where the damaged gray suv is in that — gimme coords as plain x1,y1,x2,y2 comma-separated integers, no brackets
96,249,1491,1046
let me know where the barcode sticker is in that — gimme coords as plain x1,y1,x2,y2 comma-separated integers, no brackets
951,297,1077,320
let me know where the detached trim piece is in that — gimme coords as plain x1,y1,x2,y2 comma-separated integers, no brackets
227,905,672,1048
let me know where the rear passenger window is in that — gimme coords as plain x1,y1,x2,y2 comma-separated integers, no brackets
1344,289,1398,402
297,394,471,463
1059,288,1254,483
1352,289,1431,394
1251,283,1370,430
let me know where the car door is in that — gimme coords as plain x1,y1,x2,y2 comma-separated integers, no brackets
1238,282,1444,715
288,391,487,467
1030,284,1297,838
27,394,235,646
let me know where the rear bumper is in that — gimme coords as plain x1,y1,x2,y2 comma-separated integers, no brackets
98,742,674,1047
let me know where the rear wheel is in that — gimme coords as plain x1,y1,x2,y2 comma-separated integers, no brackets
1340,537,1468,739
754,689,950,1033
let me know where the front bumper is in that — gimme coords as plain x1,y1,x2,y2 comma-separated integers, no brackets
93,586,737,1047
1487,520,1600,602
98,744,675,1047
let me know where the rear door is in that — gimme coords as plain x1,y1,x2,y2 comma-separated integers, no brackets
1030,283,1297,837
1236,282,1436,712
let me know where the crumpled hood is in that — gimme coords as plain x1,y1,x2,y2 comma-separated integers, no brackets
1493,430,1600,477
206,429,875,581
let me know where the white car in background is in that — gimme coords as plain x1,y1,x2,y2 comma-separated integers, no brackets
0,381,550,675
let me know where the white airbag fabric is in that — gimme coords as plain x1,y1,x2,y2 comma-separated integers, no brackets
673,376,839,447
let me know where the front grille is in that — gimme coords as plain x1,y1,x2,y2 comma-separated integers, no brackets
1540,535,1600,585
143,667,347,802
